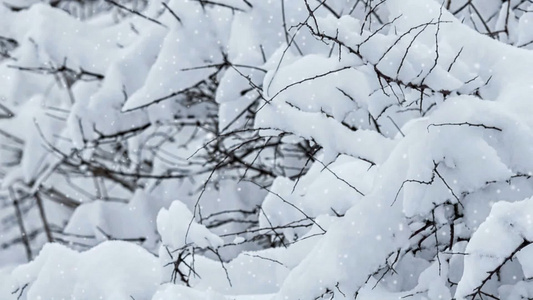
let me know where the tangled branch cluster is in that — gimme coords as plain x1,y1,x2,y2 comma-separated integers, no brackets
2,0,533,299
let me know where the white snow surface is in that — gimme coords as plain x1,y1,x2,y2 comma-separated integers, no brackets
3,0,533,299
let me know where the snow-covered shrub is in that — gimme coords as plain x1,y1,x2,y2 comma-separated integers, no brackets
2,0,533,299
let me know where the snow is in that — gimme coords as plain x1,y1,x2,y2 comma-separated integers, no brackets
7,241,160,300
157,200,223,249
152,284,225,300
65,190,172,249
455,197,533,299
3,0,533,299
122,0,232,111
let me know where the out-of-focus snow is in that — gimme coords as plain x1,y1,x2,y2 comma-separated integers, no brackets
157,200,223,249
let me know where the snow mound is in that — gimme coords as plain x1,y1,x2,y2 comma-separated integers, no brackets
9,241,160,300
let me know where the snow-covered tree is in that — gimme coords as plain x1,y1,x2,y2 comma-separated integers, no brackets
2,0,533,299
